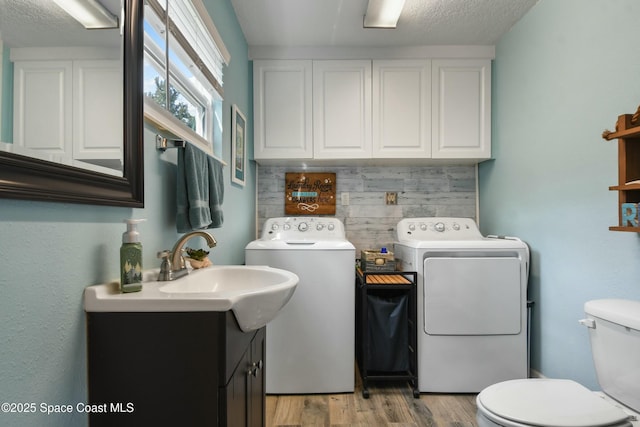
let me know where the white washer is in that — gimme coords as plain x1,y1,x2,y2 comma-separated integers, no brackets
394,217,530,393
245,217,356,394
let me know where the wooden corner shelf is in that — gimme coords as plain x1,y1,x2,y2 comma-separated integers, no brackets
609,226,640,232
605,112,640,232
609,183,640,191
603,124,640,140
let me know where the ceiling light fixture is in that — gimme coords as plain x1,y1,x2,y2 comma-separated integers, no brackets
53,0,119,29
363,0,406,29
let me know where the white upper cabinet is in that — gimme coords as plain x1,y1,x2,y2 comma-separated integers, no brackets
253,60,313,159
253,56,492,163
372,60,431,158
313,60,371,159
431,59,491,159
73,60,122,164
12,50,122,170
13,60,73,158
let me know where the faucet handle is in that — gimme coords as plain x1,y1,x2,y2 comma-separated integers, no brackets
157,250,173,281
157,250,171,259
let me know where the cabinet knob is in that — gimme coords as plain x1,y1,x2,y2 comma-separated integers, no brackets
248,360,263,377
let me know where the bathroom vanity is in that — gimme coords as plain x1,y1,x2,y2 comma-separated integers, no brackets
86,311,265,427
84,265,298,426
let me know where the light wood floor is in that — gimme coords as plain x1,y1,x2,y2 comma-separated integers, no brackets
266,376,478,427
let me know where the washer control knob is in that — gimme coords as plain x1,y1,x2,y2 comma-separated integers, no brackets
271,223,279,231
298,222,308,232
316,223,324,231
435,222,445,232
420,223,427,231
327,223,335,231
452,223,460,231
408,223,416,231
283,223,291,230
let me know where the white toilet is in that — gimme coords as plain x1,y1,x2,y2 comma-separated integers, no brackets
477,299,640,427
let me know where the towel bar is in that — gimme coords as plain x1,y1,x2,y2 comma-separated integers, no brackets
156,134,227,166
156,135,186,151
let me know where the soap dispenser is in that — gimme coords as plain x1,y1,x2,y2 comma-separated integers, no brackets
120,219,145,293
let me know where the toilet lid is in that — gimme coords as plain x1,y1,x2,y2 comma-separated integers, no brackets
477,379,630,427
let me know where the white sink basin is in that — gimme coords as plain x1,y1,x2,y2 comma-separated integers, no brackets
84,265,299,332
159,266,294,294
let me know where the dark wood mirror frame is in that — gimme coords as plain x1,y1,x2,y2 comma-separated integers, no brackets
0,0,144,207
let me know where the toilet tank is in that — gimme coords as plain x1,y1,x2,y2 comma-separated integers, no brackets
584,299,640,412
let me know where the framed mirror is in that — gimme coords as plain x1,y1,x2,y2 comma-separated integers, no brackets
0,0,143,207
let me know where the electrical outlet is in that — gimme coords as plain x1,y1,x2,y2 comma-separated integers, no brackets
341,192,350,205
385,192,397,205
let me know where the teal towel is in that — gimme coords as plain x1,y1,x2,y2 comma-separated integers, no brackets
207,155,224,228
177,144,224,233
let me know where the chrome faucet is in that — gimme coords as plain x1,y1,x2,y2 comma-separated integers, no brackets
157,231,217,281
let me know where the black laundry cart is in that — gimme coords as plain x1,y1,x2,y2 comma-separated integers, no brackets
355,269,418,398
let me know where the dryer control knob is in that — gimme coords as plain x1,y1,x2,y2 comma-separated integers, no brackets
452,223,460,231
408,224,416,231
435,222,445,232
316,223,324,231
283,223,291,230
420,223,427,231
298,222,309,232
271,223,279,231
327,223,335,231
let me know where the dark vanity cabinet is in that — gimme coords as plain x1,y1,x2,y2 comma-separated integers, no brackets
86,311,265,426
223,326,265,427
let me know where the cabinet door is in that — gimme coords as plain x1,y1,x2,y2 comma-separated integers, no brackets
432,59,491,159
254,60,312,159
225,347,250,427
248,327,265,427
313,60,371,159
13,60,73,161
372,60,431,158
73,60,122,168
224,327,265,427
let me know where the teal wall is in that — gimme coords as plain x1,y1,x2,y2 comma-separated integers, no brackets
0,1,253,425
479,0,640,389
1,44,12,142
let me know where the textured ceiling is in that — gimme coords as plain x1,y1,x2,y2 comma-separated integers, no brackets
0,0,121,48
231,0,539,48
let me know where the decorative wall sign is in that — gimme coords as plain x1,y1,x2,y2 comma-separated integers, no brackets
285,172,336,215
621,203,639,227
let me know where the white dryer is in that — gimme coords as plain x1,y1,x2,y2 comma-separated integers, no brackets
245,217,356,394
394,217,530,393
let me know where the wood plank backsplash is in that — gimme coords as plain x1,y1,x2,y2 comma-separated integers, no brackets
256,165,477,254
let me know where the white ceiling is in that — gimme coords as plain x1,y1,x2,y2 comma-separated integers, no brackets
231,0,538,48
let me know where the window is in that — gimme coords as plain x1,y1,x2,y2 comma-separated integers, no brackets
143,0,229,157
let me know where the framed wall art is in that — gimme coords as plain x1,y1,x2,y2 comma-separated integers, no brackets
285,172,336,215
231,104,246,186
